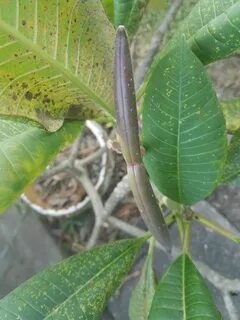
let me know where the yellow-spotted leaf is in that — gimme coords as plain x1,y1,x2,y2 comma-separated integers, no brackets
142,40,226,205
0,0,115,131
221,98,240,133
0,238,147,319
167,0,240,64
0,117,83,214
165,0,240,65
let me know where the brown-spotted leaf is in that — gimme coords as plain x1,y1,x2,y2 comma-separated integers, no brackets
0,0,115,131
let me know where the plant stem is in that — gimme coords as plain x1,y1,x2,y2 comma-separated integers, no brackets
165,211,176,226
134,0,184,90
193,213,240,243
182,220,191,254
148,237,156,257
176,214,184,243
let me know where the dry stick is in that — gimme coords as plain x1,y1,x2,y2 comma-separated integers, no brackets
222,293,238,320
74,170,131,248
71,166,107,249
134,0,183,89
39,136,82,180
75,147,106,167
42,145,103,180
104,175,130,214
115,26,171,251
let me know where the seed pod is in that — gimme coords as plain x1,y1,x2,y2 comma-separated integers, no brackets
114,25,141,165
114,26,171,251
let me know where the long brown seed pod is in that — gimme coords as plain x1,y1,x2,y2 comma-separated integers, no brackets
114,26,171,250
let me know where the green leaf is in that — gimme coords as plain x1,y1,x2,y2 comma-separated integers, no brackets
147,0,168,11
129,240,156,320
221,98,240,133
149,254,222,320
0,0,115,131
222,129,240,183
0,237,146,320
142,40,226,205
114,0,150,37
167,0,240,64
0,117,82,214
102,0,115,23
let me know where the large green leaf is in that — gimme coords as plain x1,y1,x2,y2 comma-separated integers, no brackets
142,40,226,205
0,237,146,320
0,0,115,131
221,98,240,132
0,117,82,214
149,254,222,320
167,0,240,65
129,241,156,320
222,129,240,183
114,0,149,37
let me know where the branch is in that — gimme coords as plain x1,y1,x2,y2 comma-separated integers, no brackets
104,174,130,214
134,0,183,89
223,293,238,320
71,166,107,249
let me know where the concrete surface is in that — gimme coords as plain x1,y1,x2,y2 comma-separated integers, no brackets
0,202,63,298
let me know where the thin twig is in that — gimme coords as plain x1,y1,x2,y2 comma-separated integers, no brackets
69,136,83,165
223,292,238,320
104,175,130,214
42,146,104,180
71,166,107,249
193,212,240,243
75,147,106,168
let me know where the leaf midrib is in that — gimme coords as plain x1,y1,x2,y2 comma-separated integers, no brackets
177,42,183,203
0,19,114,118
43,241,140,319
182,254,187,320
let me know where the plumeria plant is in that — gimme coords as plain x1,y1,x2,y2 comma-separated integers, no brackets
0,0,240,319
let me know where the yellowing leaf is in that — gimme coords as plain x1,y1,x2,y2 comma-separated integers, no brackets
0,0,115,131
221,98,240,133
0,117,83,213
